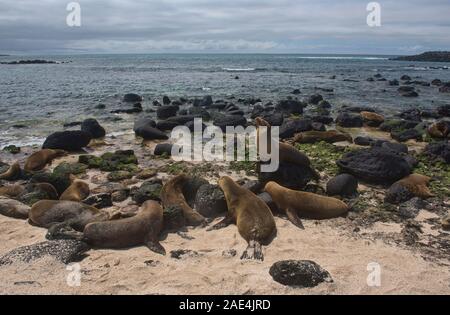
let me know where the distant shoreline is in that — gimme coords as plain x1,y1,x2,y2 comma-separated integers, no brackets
390,51,450,62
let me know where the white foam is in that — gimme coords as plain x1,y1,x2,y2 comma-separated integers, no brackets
222,67,256,72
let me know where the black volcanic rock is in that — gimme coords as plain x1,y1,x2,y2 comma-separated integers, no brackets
269,260,333,287
337,147,412,184
123,93,143,103
81,119,106,139
42,131,91,151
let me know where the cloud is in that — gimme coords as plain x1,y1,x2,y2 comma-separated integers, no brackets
0,0,449,54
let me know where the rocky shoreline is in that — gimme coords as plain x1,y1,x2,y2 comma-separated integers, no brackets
391,51,450,63
0,79,449,293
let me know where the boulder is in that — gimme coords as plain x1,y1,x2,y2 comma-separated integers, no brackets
81,119,106,139
42,131,91,151
335,112,363,128
269,260,333,287
213,115,247,132
276,99,306,115
123,93,142,103
437,105,450,117
162,95,171,105
154,143,179,156
194,184,228,218
131,180,163,205
423,141,450,164
157,105,179,119
391,128,423,142
336,147,412,184
326,174,358,197
308,94,323,105
279,119,312,139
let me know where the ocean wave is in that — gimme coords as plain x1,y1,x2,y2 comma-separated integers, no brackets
222,67,256,72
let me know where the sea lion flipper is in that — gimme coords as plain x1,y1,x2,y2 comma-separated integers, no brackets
145,237,166,255
46,223,84,241
240,240,264,261
286,208,305,229
207,215,234,231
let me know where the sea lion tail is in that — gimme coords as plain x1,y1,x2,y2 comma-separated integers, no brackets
241,240,264,261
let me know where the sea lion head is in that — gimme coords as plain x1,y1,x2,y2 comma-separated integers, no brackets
255,117,271,128
264,181,282,195
67,175,90,195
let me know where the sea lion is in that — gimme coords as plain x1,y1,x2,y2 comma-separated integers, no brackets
361,111,384,126
386,173,435,203
0,184,25,198
29,200,109,232
0,162,21,180
293,130,353,144
0,197,30,219
256,116,309,165
24,149,66,172
264,181,349,228
427,121,450,139
255,117,318,173
82,200,165,254
161,174,205,226
212,176,276,260
59,175,90,201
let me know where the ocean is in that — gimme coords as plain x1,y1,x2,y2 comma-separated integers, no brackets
0,53,449,148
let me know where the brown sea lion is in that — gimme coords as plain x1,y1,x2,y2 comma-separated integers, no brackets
389,174,435,199
29,200,109,231
427,121,450,139
82,200,165,254
161,174,205,226
0,197,30,219
442,214,450,230
0,162,21,180
264,181,349,228
0,184,25,198
212,176,276,260
59,175,90,201
24,149,66,172
293,130,353,144
255,117,317,171
361,111,384,126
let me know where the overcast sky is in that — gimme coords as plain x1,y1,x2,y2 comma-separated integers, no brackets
1,0,449,55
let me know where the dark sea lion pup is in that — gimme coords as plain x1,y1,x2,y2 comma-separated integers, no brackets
0,162,21,180
264,181,349,229
24,149,67,172
161,174,205,226
82,200,165,255
212,176,276,261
